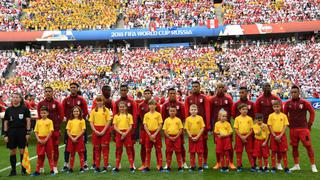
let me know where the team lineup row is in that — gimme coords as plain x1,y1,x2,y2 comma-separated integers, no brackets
2,82,317,176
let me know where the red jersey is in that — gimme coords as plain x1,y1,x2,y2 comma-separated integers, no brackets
62,95,88,120
185,93,211,130
255,94,282,123
37,98,64,131
161,99,186,122
159,97,166,105
284,98,315,129
135,99,144,105
138,100,161,121
210,94,233,128
29,101,37,110
232,99,255,119
114,97,138,128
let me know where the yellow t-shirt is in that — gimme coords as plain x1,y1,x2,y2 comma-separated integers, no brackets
184,115,205,136
113,113,133,130
234,115,253,134
163,117,183,136
267,112,289,133
66,118,86,136
143,111,163,131
34,118,54,137
214,121,233,136
253,123,270,140
89,108,111,126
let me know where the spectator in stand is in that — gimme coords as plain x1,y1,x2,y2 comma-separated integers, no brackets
0,0,24,31
119,0,215,29
22,0,118,30
0,36,319,103
223,0,320,25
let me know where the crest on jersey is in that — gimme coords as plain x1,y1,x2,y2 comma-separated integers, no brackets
224,100,228,104
52,104,56,109
248,105,251,109
261,101,264,104
200,99,203,103
19,114,24,119
176,106,180,110
299,104,304,109
77,100,81,105
127,103,131,107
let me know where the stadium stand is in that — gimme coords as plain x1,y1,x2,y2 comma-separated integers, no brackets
21,0,118,30
0,36,319,102
223,0,320,25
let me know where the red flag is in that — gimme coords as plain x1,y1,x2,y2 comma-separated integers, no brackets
207,19,218,29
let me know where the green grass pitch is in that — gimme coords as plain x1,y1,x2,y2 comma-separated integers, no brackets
0,110,319,180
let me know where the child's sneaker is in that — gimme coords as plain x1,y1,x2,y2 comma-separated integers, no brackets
250,167,256,172
30,172,40,177
198,167,203,173
220,167,229,173
189,167,195,172
94,168,100,173
50,170,56,176
112,168,119,174
53,167,58,174
142,167,150,173
61,166,69,172
237,166,243,172
166,167,171,173
90,165,96,170
159,167,165,173
101,167,108,173
264,167,269,173
290,164,300,171
83,165,89,171
178,167,184,173
277,163,283,170
203,163,209,169
183,163,189,169
67,169,73,174
271,168,276,173
311,164,318,173
129,168,135,173
284,168,291,174
79,168,85,173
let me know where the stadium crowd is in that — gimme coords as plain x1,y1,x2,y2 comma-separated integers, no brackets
0,37,319,104
1,0,320,31
119,0,216,29
223,0,320,25
21,0,118,30
0,0,25,31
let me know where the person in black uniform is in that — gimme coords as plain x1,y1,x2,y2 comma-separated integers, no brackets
3,92,31,176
